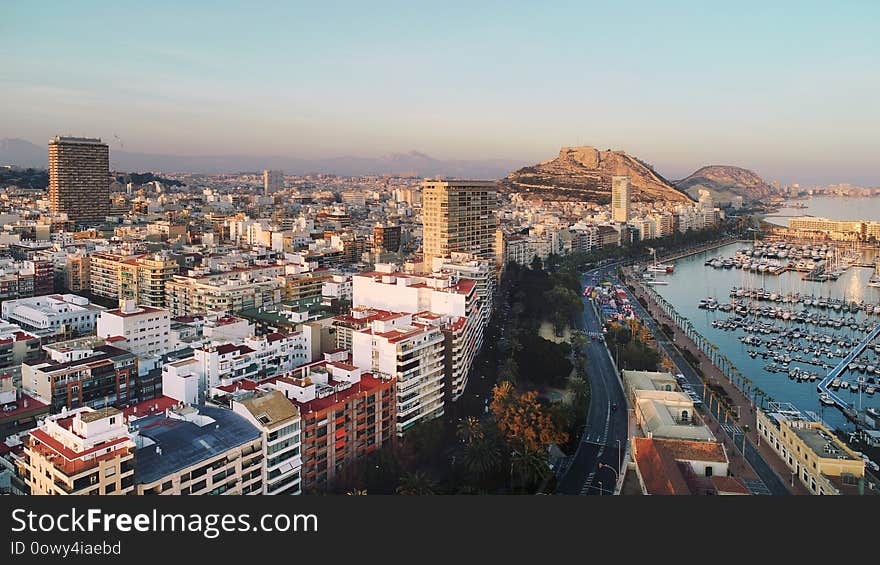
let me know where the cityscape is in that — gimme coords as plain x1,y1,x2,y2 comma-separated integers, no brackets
2,3,879,499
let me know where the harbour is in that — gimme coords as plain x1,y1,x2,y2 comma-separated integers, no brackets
642,240,880,432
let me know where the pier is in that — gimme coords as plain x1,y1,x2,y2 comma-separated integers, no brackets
818,323,880,426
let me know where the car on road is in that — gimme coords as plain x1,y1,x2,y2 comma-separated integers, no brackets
610,402,618,412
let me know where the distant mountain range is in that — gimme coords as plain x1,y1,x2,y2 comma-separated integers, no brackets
674,165,774,204
0,138,525,179
504,146,693,204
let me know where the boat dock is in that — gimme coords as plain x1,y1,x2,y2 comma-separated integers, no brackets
818,323,880,427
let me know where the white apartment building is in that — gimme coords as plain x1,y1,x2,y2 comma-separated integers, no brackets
233,390,302,495
429,252,495,329
165,272,284,316
352,265,484,400
611,176,631,223
1,293,105,337
191,331,312,389
96,300,171,359
321,273,352,303
351,312,445,435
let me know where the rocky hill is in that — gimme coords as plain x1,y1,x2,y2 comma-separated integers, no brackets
504,146,691,204
675,165,773,203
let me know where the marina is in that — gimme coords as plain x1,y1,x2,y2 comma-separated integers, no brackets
646,240,880,431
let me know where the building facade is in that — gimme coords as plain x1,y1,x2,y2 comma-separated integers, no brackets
18,406,135,495
611,175,630,223
421,179,497,264
48,136,110,223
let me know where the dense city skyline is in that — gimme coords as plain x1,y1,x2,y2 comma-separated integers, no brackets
3,2,879,185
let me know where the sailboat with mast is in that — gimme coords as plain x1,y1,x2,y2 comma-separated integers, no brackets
646,247,675,274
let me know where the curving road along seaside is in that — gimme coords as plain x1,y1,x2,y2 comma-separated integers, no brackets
556,266,628,495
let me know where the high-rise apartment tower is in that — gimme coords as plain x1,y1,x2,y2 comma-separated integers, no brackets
611,175,630,223
48,136,110,223
421,179,497,264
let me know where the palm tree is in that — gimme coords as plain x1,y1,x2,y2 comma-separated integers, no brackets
456,416,484,445
463,436,502,479
498,355,520,385
510,448,550,491
396,471,437,495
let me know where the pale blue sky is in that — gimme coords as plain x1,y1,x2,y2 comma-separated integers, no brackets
2,1,878,184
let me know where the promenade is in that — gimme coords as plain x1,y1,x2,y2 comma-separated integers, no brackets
628,275,810,495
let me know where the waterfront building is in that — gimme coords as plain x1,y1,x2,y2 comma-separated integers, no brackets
789,217,867,241
631,437,747,495
622,371,715,442
756,402,866,495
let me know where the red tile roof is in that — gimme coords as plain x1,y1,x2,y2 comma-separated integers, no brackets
710,475,750,495
121,396,180,421
632,437,692,495
293,373,392,414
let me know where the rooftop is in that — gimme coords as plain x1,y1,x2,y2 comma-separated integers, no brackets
793,426,858,461
132,405,261,485
237,390,299,428
79,406,121,423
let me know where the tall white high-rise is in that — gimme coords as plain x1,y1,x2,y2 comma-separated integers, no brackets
611,176,630,223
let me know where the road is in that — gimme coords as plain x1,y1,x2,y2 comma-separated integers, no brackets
622,278,791,495
556,266,628,495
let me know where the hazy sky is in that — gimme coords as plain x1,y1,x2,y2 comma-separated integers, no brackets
3,1,878,184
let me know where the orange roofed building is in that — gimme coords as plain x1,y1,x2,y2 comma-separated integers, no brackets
631,436,749,495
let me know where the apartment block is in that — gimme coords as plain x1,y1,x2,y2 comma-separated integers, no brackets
48,136,110,224
421,179,497,264
259,356,396,490
352,266,485,401
611,175,630,223
232,390,303,495
64,252,90,292
1,293,105,338
165,273,283,316
22,338,140,413
96,300,171,363
89,252,178,308
351,312,445,434
192,331,312,389
18,406,135,495
131,404,263,495
0,321,43,371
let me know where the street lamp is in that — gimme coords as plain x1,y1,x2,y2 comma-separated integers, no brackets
598,463,619,494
